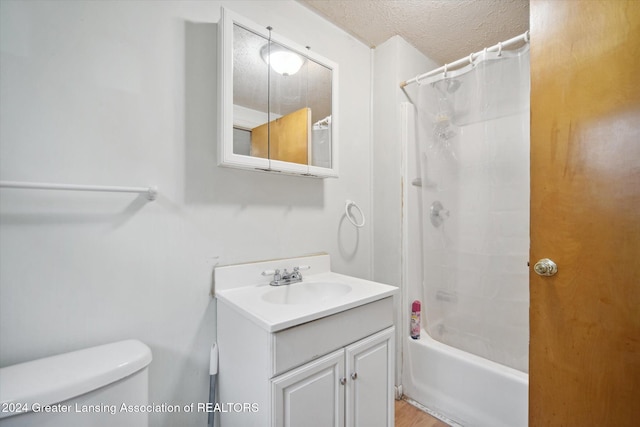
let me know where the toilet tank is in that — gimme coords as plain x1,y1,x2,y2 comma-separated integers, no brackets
0,340,152,427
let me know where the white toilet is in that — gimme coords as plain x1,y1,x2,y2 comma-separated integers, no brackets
0,340,152,426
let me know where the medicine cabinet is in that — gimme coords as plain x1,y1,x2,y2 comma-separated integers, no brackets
218,8,339,178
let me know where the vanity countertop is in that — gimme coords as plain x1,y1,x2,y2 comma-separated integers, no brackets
215,270,397,332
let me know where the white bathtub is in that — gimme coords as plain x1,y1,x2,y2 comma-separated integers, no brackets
402,330,528,427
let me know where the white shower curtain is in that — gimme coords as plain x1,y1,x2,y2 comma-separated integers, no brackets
416,46,530,372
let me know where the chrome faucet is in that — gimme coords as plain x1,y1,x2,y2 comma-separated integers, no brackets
262,265,310,286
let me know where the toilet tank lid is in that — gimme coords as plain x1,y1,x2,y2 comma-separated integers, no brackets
0,339,152,418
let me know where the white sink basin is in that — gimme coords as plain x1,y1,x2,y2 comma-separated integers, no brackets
262,282,352,305
215,254,398,331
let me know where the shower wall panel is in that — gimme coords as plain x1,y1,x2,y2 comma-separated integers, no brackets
416,49,530,372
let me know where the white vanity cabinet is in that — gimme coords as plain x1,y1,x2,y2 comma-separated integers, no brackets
217,297,395,427
272,327,394,427
272,348,345,427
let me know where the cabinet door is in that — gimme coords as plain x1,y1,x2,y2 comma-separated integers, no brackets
272,349,345,427
345,327,394,427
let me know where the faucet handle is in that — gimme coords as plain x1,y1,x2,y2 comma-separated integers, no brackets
262,269,282,280
291,265,310,280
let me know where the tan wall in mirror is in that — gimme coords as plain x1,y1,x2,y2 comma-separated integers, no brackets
251,107,311,165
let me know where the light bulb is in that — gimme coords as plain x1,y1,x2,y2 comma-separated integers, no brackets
260,43,305,76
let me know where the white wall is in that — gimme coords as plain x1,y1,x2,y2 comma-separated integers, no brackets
372,35,438,384
0,1,372,425
372,36,437,286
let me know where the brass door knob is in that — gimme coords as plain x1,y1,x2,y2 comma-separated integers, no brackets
534,258,558,276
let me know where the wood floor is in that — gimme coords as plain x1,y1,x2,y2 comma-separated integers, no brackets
395,399,450,427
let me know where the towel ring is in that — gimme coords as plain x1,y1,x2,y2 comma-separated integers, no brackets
345,200,365,228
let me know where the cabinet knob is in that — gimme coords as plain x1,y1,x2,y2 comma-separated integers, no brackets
351,372,358,380
339,377,347,386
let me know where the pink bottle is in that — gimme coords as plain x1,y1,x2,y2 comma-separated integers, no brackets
410,300,421,339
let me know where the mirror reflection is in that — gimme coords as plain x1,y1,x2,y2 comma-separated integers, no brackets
231,23,332,168
232,24,269,158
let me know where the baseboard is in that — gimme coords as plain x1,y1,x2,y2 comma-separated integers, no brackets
402,397,462,427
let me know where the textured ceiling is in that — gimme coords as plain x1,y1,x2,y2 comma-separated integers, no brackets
297,0,530,65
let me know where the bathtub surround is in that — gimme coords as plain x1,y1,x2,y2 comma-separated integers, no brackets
382,33,528,425
0,1,372,425
415,46,530,373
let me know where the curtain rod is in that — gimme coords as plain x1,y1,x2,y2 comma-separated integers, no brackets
400,31,530,88
0,181,158,201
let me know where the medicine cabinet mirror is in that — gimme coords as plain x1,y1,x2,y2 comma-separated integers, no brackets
218,8,339,177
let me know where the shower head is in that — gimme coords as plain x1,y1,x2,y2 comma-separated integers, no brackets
432,78,462,95
446,79,462,93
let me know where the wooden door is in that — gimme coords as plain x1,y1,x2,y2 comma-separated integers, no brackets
529,1,640,425
251,107,310,165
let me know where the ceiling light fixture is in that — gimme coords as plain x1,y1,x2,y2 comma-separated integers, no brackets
260,43,305,76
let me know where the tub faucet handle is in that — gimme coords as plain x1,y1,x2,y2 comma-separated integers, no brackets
430,201,449,228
